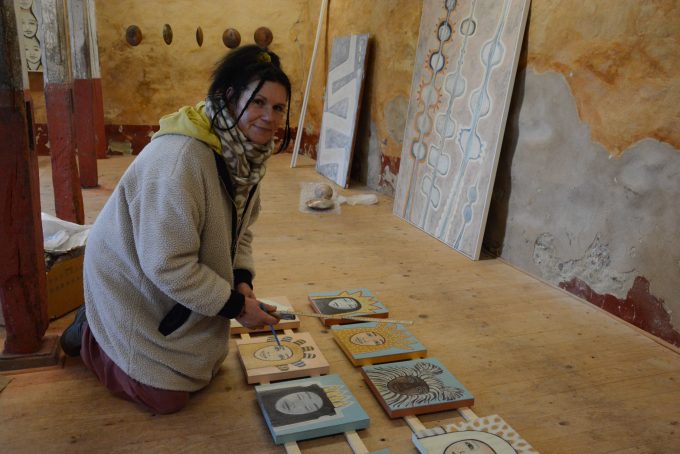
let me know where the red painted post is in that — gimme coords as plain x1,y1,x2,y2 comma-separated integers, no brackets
45,82,85,220
72,78,98,187
36,0,85,223
0,0,49,354
92,77,107,159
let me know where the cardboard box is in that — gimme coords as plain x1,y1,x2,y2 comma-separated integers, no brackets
46,254,84,319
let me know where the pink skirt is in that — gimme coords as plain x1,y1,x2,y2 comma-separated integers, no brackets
80,320,190,414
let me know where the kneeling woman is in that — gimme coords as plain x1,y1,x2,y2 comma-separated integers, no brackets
62,46,291,414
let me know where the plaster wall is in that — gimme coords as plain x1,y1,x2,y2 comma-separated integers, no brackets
486,1,680,345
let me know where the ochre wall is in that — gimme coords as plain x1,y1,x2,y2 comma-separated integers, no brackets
527,0,680,155
95,0,312,126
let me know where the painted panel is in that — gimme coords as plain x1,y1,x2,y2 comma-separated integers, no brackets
331,322,426,366
361,358,474,418
255,374,370,445
393,0,530,259
316,34,369,188
412,414,538,453
15,0,43,73
308,288,389,326
231,296,300,335
236,332,330,384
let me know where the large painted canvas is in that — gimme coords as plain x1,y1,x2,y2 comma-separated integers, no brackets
393,0,530,259
361,358,474,418
255,374,370,445
236,332,330,384
308,288,389,326
412,414,539,453
331,322,427,366
315,34,369,188
231,296,300,335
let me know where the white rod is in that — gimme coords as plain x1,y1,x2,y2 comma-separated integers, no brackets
290,0,329,168
284,441,302,454
404,415,427,433
344,431,369,454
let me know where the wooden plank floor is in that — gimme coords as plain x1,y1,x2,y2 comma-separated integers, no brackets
1,153,679,453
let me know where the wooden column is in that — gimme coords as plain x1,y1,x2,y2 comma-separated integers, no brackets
68,0,103,187
0,0,49,354
35,0,84,223
86,0,107,160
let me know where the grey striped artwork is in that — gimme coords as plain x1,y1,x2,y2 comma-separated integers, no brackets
316,34,369,188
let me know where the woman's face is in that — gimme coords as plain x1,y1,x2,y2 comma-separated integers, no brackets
232,80,287,145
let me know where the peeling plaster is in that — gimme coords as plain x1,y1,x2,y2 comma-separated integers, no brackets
487,69,680,339
533,232,635,299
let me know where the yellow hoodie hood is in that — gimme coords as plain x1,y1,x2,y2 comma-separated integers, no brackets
152,101,221,154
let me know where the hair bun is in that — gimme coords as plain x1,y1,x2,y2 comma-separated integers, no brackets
256,52,272,63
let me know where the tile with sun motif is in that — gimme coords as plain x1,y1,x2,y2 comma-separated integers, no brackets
412,414,539,453
308,288,389,326
361,358,474,418
331,322,427,366
255,374,370,445
236,332,330,384
231,296,300,335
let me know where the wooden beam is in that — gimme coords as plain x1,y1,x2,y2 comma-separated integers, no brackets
0,0,49,354
86,0,107,159
35,0,84,223
68,0,103,187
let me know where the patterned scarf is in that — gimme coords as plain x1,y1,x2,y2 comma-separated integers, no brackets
204,98,274,217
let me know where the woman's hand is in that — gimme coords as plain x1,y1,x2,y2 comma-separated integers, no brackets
237,282,256,299
235,296,279,330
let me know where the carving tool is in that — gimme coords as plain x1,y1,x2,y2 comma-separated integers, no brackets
270,310,414,326
260,302,282,348
269,324,282,348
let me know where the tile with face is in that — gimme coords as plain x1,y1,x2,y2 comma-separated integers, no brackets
308,288,389,326
231,296,300,335
331,322,427,366
412,414,539,454
361,358,474,418
255,374,370,445
236,332,330,384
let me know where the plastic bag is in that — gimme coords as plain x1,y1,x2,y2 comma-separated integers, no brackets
42,212,92,253
337,194,378,206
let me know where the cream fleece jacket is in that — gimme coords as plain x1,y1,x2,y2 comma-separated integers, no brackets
84,134,260,391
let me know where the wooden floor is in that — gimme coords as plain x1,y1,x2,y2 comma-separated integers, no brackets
1,153,679,453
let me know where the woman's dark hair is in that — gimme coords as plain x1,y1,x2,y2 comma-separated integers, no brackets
208,45,292,153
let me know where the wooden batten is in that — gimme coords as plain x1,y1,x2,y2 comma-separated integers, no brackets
35,0,84,223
